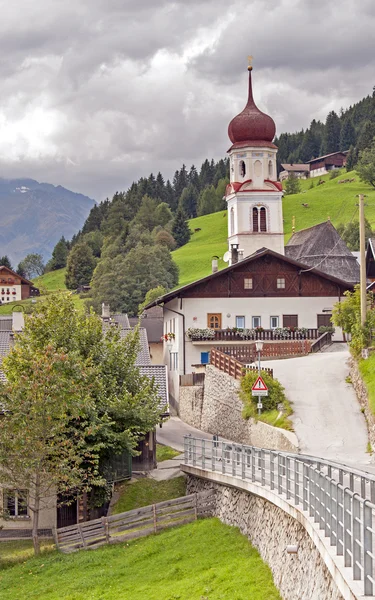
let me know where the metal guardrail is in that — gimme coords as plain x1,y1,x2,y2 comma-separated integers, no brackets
183,436,375,597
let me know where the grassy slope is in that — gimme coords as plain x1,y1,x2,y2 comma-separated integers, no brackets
112,477,186,514
0,519,281,600
33,268,67,292
358,355,375,415
173,171,375,287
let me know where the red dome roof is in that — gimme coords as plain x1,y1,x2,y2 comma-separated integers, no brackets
228,69,276,146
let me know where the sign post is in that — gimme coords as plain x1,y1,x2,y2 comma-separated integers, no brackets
251,376,268,414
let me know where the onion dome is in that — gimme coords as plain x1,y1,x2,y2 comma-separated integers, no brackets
228,67,276,147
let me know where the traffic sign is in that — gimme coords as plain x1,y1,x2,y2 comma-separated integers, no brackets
251,376,269,397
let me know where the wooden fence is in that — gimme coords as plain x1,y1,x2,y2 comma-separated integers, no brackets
180,373,206,387
210,348,273,379
55,491,215,554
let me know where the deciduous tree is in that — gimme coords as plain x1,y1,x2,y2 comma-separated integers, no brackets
65,242,96,289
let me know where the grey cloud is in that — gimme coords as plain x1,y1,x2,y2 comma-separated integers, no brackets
0,0,373,201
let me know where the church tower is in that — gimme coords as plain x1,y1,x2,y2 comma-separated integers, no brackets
226,63,284,263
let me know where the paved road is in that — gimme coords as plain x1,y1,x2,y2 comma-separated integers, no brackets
157,417,216,452
263,345,372,468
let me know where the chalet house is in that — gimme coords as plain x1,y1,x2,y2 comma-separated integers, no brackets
146,247,352,410
279,164,310,181
0,266,39,304
307,151,348,178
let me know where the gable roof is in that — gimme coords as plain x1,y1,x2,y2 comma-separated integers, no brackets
119,327,151,365
0,266,34,286
145,246,354,308
306,151,348,164
280,164,310,172
139,364,168,412
285,221,360,284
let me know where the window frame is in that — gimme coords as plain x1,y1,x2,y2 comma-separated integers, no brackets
252,316,261,329
207,313,222,329
235,316,245,329
283,314,298,328
277,277,286,289
270,316,279,329
3,489,28,518
244,278,253,290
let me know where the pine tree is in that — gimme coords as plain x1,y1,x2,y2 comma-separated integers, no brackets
0,255,12,270
345,145,359,171
171,208,191,248
340,118,356,150
179,184,198,218
198,185,217,215
322,111,341,154
357,121,375,151
188,165,199,190
49,237,69,270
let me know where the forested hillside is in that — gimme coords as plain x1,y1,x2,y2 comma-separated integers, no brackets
275,86,375,169
44,85,375,316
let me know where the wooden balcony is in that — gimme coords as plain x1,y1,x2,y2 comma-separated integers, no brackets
189,328,320,343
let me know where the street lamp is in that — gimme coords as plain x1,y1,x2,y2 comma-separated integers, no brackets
255,341,264,415
255,341,263,377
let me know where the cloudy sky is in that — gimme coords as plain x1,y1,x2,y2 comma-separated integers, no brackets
0,0,374,201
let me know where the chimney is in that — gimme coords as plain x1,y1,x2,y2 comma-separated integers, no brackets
212,256,219,274
12,311,24,332
101,303,110,319
231,244,239,265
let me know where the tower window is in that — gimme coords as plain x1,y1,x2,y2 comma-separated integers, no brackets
259,207,267,232
239,160,246,178
230,207,235,236
268,160,273,178
252,206,267,232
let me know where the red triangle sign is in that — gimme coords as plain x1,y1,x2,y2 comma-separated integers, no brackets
251,376,268,392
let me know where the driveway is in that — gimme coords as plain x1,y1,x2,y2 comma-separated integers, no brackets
263,345,371,468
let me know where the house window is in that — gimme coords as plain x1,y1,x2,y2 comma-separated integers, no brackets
244,278,253,289
252,316,261,328
283,315,298,328
207,313,222,329
200,352,210,365
239,160,246,178
317,314,332,328
270,316,279,329
252,206,267,232
277,278,286,289
3,489,28,517
169,352,178,371
236,316,245,329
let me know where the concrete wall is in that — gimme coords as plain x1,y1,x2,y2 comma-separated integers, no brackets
186,475,344,600
179,364,298,452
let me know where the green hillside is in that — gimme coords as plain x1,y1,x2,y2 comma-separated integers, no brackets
173,171,375,286
0,519,281,600
34,268,67,292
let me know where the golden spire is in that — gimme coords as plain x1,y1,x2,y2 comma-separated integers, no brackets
247,55,253,71
292,216,296,233
327,215,331,221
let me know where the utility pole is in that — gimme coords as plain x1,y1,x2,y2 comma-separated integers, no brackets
359,194,367,326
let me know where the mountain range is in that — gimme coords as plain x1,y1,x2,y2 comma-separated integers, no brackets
0,178,95,265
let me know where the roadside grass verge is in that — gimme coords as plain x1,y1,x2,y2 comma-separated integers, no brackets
358,355,375,415
112,476,186,514
0,519,281,600
256,398,294,431
156,443,181,462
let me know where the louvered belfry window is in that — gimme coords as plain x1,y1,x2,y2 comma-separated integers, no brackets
252,206,267,232
252,207,259,232
259,207,267,232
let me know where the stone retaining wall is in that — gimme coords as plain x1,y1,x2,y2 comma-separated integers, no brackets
187,475,343,600
349,358,375,450
179,365,298,452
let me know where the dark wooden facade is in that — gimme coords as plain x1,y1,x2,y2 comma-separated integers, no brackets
308,152,347,173
182,252,350,300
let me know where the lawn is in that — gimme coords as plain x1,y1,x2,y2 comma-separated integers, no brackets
156,443,181,462
34,268,67,292
359,355,375,415
0,540,54,570
0,518,281,600
172,171,375,287
112,476,186,514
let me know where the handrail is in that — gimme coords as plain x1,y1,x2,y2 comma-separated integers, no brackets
182,436,375,597
310,331,332,353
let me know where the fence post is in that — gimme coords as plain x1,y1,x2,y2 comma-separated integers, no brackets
153,503,157,533
344,488,352,568
352,494,361,581
270,452,275,491
241,445,245,479
103,517,110,543
336,484,344,556
195,493,198,520
363,500,373,596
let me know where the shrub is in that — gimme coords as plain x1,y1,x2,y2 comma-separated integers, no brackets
240,370,287,413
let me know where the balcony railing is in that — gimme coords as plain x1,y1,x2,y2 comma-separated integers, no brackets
188,328,320,342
